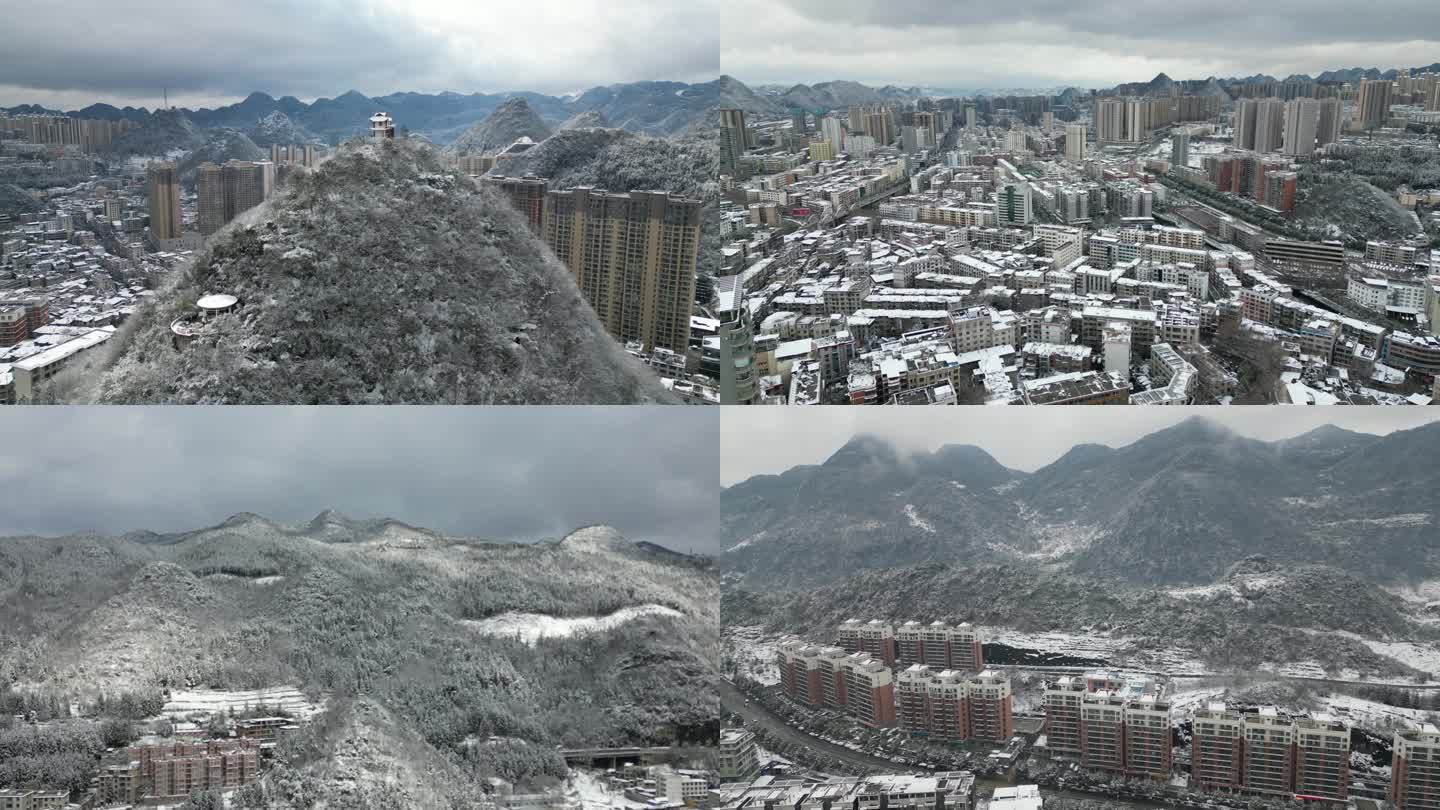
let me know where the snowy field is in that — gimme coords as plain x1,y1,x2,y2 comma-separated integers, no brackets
979,626,1209,675
162,686,322,719
725,625,782,686
1324,693,1438,732
463,604,682,645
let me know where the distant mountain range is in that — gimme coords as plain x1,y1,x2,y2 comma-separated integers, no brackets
2,78,720,144
721,416,1440,589
720,62,1440,117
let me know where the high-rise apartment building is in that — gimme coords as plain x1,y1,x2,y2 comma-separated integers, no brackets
997,182,1032,227
1124,696,1173,780
821,115,846,154
1242,708,1296,797
0,114,138,152
1354,79,1394,130
717,275,758,404
1080,692,1127,773
147,161,182,240
197,160,267,236
843,654,897,728
270,143,318,168
543,187,700,354
777,639,825,704
196,162,225,236
1095,98,1153,144
1234,98,1285,152
1066,124,1087,162
1040,677,1087,760
719,108,749,178
896,665,1010,742
966,670,1013,742
1294,715,1350,801
1253,99,1286,153
890,620,983,671
1317,97,1343,147
838,619,896,665
1192,703,1244,791
1392,725,1440,810
1171,130,1189,171
481,174,548,233
817,646,848,708
1282,99,1320,156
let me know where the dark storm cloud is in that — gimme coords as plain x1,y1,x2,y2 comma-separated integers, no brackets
723,0,1440,89
0,407,720,553
0,0,719,107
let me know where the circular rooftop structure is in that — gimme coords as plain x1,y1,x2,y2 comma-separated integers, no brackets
196,293,238,313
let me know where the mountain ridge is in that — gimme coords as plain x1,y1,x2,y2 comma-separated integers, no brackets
722,419,1440,588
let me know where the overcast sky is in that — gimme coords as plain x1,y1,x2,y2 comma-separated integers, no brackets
722,0,1440,90
0,407,720,553
0,0,719,110
721,409,1440,486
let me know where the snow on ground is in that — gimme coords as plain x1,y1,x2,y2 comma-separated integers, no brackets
981,626,1211,675
725,625,782,686
463,604,682,645
726,529,771,553
1322,514,1432,528
1166,583,1240,601
1164,684,1228,716
904,504,936,534
1324,694,1438,732
162,687,321,719
568,769,653,810
203,573,286,586
1258,661,1337,679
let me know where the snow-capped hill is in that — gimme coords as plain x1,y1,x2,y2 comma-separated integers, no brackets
557,525,631,554
559,109,609,130
446,97,553,156
75,136,674,404
248,110,319,147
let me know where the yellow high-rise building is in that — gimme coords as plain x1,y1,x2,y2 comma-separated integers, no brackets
543,187,701,354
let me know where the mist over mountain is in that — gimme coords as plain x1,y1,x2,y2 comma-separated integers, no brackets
0,516,718,804
60,137,675,404
722,417,1440,589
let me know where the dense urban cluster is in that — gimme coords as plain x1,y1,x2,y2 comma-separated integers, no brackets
716,69,1440,404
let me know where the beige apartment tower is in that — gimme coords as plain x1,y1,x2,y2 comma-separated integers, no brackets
543,187,700,354
147,161,182,240
196,160,265,236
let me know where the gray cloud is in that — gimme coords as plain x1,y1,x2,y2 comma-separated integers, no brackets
0,407,720,554
722,0,1440,89
0,0,719,108
721,408,1440,486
